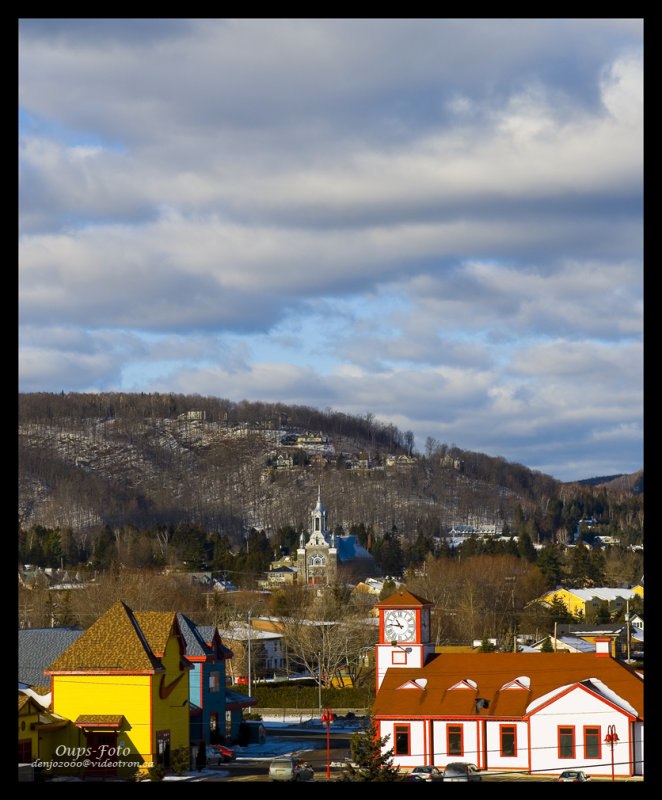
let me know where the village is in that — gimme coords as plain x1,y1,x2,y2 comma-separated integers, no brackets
19,490,643,782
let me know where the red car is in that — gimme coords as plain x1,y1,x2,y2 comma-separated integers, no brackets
207,744,236,763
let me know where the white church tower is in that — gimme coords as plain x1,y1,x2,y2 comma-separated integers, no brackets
297,487,338,585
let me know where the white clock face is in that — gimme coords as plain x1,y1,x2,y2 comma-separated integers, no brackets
384,609,416,642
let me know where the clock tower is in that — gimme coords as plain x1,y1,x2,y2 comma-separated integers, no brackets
374,589,434,689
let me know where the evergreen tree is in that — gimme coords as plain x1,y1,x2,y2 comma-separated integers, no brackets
536,544,562,587
340,716,402,782
517,530,537,562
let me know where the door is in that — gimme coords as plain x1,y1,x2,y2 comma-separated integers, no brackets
85,732,117,778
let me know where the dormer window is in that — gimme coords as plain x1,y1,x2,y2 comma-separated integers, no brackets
449,678,478,690
502,676,531,690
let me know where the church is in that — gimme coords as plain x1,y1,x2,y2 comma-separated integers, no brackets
290,488,375,586
297,488,338,585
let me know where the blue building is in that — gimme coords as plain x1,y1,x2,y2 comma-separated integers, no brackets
177,614,257,746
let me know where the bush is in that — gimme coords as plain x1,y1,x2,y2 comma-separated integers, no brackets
148,763,165,782
170,747,191,776
238,683,373,709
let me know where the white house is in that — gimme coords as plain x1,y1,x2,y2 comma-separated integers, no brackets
372,591,644,779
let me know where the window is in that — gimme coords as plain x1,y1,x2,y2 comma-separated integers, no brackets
584,727,601,759
156,730,171,767
500,725,517,757
394,725,410,756
558,727,575,759
209,671,220,692
18,739,32,762
447,724,463,756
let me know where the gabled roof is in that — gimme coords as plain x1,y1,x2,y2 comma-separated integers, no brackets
134,611,183,657
176,613,213,659
373,652,643,721
45,601,163,674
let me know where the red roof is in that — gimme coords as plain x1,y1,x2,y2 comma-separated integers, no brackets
373,652,643,720
374,589,433,609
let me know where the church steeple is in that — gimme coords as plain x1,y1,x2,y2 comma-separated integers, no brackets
297,487,337,587
311,485,328,535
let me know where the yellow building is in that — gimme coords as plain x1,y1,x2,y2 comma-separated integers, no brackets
45,601,191,778
537,586,643,619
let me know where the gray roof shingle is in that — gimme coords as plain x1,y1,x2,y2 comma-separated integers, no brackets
18,627,84,687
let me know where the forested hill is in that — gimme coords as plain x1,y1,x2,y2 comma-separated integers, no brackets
18,393,643,553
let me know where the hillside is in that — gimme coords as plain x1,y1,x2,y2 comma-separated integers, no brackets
18,393,642,553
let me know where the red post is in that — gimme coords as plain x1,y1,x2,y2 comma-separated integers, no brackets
321,708,333,780
604,725,619,782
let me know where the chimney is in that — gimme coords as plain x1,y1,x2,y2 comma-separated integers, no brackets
594,638,611,657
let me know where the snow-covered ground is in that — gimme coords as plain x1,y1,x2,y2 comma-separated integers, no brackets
163,716,365,781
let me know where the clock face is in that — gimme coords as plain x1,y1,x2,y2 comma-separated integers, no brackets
384,609,416,642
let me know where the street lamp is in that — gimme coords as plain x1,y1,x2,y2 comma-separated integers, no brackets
604,725,619,782
320,707,334,781
245,601,261,697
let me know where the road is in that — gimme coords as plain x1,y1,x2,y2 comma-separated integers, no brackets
199,727,354,782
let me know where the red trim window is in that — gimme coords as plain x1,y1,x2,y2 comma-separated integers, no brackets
499,724,517,757
156,730,171,767
394,724,411,756
584,726,602,759
447,724,463,757
558,726,575,759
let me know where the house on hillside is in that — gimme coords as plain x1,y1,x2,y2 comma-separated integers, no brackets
535,586,643,619
372,590,644,779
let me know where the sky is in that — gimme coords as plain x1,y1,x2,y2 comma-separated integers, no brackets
18,19,643,482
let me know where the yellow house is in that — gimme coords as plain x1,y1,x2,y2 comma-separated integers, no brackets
18,693,42,765
45,601,191,778
18,688,70,777
538,586,643,619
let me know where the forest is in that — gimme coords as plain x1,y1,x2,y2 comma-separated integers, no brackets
19,392,643,651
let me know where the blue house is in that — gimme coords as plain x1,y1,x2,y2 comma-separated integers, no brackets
177,615,257,747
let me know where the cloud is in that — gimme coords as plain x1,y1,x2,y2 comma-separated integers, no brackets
18,19,643,481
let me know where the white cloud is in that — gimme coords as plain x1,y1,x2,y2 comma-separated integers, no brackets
18,19,643,481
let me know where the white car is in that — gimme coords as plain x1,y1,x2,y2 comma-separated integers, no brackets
269,757,315,782
405,766,443,781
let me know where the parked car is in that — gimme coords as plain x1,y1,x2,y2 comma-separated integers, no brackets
558,770,590,782
205,744,236,764
269,757,315,782
442,762,482,782
205,746,226,766
405,766,444,782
